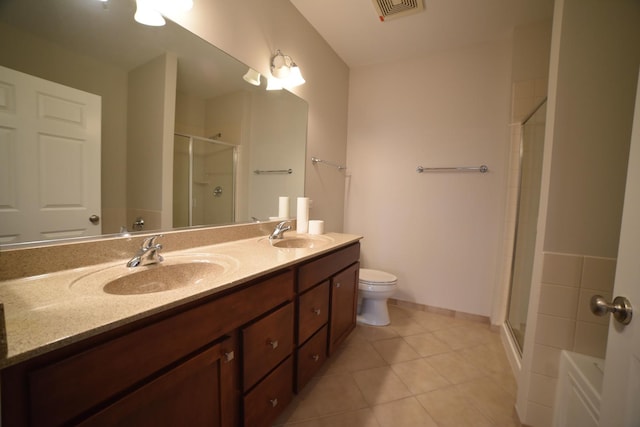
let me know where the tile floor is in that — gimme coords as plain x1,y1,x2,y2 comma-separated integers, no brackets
274,304,521,427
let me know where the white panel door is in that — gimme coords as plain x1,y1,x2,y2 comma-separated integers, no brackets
0,65,101,244
598,72,640,426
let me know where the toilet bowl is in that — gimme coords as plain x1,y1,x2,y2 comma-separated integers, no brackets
357,268,397,326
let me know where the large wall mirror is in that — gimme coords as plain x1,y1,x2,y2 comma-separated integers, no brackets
0,0,307,247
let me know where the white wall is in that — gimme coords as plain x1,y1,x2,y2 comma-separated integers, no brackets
345,40,512,317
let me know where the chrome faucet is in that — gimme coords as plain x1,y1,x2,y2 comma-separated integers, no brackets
127,235,164,267
269,221,291,240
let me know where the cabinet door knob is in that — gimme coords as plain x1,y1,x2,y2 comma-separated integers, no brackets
223,351,235,362
267,339,279,349
312,354,320,362
313,308,321,316
336,282,341,288
270,398,278,408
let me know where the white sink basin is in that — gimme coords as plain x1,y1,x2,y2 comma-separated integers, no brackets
70,254,238,295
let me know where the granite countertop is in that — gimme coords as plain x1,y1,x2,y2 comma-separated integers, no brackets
0,232,361,369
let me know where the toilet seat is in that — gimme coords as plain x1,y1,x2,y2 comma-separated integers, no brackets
359,268,397,286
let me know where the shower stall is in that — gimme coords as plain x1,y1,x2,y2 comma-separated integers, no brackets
173,133,237,228
506,99,547,353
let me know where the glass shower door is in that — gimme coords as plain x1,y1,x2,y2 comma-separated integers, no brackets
506,100,547,352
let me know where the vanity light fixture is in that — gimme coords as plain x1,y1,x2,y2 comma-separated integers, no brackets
242,68,261,86
134,0,165,26
269,49,305,89
134,0,193,27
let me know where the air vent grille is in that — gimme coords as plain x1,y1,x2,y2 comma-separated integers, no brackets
372,0,424,21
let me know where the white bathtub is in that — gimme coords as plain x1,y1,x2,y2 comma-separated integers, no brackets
553,350,605,427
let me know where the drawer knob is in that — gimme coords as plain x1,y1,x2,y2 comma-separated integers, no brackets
223,351,235,362
270,398,278,408
313,308,321,316
336,282,341,288
312,354,320,362
268,339,279,350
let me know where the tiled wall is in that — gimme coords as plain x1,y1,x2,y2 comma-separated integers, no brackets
526,251,616,424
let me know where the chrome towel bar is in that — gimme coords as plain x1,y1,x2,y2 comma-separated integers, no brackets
253,169,293,175
311,157,346,171
416,165,489,173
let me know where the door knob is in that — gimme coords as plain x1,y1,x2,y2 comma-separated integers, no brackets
89,214,100,225
590,295,633,325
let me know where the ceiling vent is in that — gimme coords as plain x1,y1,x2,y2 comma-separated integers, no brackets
372,0,424,22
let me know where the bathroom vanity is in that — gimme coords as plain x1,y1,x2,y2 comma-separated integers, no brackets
0,232,360,427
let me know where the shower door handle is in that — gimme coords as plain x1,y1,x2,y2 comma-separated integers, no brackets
590,295,633,325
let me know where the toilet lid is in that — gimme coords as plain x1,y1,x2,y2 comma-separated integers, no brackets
359,268,397,285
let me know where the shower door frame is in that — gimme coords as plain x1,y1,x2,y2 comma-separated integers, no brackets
505,98,547,356
175,133,238,227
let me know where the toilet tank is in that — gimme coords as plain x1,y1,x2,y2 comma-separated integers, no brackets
553,351,604,427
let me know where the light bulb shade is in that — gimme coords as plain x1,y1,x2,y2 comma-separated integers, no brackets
135,0,165,26
286,65,305,87
243,68,261,86
266,77,284,91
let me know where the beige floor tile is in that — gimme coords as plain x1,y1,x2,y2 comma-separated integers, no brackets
320,340,387,375
356,324,401,342
488,371,518,397
352,366,413,405
403,332,452,357
456,378,520,426
457,342,512,375
416,386,494,427
371,337,421,364
424,352,486,384
371,397,438,427
315,409,381,427
431,325,493,350
387,315,428,336
407,310,456,331
276,304,521,427
388,305,414,320
391,358,450,394
280,374,368,422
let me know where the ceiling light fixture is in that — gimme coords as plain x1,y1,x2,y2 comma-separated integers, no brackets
269,49,305,89
134,0,194,27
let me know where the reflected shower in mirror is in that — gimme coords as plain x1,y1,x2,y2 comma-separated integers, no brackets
0,0,308,246
506,99,547,353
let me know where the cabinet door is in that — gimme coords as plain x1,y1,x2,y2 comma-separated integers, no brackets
78,337,236,427
329,263,359,355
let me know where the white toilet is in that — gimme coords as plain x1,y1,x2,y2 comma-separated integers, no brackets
357,268,398,326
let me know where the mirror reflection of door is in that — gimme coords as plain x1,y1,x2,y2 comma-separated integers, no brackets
0,65,101,244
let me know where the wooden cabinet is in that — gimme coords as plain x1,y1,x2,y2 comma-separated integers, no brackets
295,243,360,388
1,243,360,426
329,263,359,355
78,336,236,427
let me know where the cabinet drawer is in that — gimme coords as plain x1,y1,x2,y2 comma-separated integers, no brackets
298,243,360,292
243,303,294,391
296,325,327,391
243,357,293,427
297,281,329,344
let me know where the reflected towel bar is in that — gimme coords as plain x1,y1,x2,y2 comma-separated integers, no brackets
416,165,489,173
253,169,292,175
311,157,346,171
